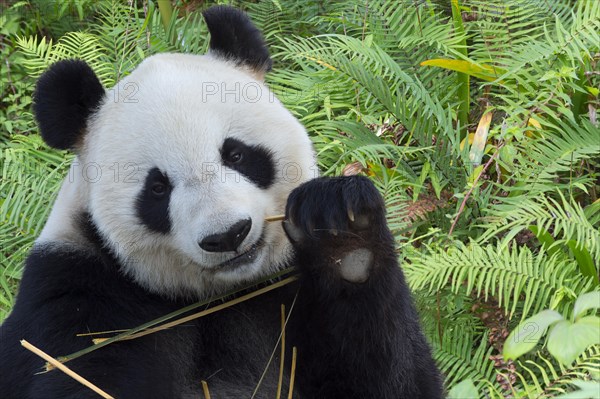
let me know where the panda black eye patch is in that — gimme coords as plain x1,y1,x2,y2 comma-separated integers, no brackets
136,167,172,234
220,138,275,189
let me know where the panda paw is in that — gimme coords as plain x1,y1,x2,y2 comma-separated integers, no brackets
283,176,389,282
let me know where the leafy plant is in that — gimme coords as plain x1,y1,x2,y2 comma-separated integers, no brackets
505,292,600,366
447,378,479,399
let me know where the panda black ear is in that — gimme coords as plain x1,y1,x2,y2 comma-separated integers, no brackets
203,6,272,78
33,59,105,150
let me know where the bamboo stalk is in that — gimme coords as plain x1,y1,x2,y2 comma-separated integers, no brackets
21,340,114,399
276,304,286,399
201,380,211,399
251,291,298,399
118,276,298,341
265,214,285,222
48,269,296,370
77,329,129,337
287,347,297,399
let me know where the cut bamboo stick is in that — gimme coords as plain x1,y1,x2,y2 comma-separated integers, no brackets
76,329,128,337
21,340,114,399
287,347,297,399
265,214,285,222
201,380,211,399
119,276,297,341
48,268,297,370
276,304,286,399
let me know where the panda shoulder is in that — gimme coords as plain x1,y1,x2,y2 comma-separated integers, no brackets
15,237,127,314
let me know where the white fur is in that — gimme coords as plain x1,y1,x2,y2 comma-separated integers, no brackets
37,159,89,245
41,53,317,298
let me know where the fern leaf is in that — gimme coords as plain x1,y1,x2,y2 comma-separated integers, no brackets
405,242,596,320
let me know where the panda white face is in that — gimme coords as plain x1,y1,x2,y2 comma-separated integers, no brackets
49,54,316,298
32,8,318,298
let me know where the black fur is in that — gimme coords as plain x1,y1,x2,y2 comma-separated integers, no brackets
284,176,444,398
33,60,105,150
203,6,272,73
136,167,172,234
221,137,275,189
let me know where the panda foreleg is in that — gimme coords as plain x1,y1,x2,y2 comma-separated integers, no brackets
0,247,197,399
283,176,443,399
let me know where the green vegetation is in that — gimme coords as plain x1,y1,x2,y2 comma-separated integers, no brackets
1,0,598,397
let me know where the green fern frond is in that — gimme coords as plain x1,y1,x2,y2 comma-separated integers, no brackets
404,242,596,320
459,0,599,129
0,135,70,300
0,136,69,221
584,202,600,227
514,345,600,398
465,0,552,65
432,325,499,394
373,2,465,65
494,1,599,90
16,32,114,85
246,0,336,43
512,119,600,195
17,32,114,85
278,33,453,130
144,6,209,56
481,192,600,264
310,120,429,173
478,118,600,250
91,0,151,82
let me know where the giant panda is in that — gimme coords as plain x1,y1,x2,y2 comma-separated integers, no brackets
0,6,443,399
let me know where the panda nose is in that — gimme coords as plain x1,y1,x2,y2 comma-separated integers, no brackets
199,219,252,252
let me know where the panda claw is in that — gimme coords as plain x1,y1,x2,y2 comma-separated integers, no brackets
282,220,304,244
353,214,370,230
306,219,315,236
347,208,355,222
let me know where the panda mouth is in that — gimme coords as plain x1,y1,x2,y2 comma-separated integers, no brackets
215,240,263,271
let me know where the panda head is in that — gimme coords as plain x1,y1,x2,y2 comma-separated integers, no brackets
33,6,316,298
